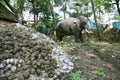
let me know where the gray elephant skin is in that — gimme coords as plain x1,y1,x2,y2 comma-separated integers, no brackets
55,16,92,42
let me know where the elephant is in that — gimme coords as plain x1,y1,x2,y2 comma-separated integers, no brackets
55,16,92,42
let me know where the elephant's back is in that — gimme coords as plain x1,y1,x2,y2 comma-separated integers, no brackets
55,18,80,35
56,18,79,28
61,18,79,24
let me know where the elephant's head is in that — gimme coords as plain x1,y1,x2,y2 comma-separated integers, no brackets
77,16,93,33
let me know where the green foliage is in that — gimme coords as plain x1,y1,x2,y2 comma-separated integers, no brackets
114,14,120,20
54,14,61,24
28,0,63,31
41,14,61,28
70,70,85,80
93,0,113,12
58,41,82,47
89,77,95,80
35,21,48,35
54,0,62,6
29,0,53,16
9,0,25,10
97,67,105,76
71,0,91,17
35,14,61,35
36,21,45,30
57,41,91,49
69,0,114,18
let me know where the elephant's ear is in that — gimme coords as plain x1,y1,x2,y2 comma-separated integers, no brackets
77,16,87,22
76,16,82,21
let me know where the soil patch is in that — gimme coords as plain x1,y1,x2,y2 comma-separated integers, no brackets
58,41,120,80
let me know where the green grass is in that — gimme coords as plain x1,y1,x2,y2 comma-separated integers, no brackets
57,41,91,49
69,70,85,80
97,67,105,76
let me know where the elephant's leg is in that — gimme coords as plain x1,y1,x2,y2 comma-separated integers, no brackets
56,31,63,41
75,38,80,42
86,32,90,41
73,30,80,42
79,32,84,42
71,27,80,42
58,36,63,41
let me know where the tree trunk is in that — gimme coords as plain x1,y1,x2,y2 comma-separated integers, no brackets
115,0,120,15
61,0,66,19
50,0,56,31
31,0,36,26
17,0,26,24
90,0,101,40
0,2,18,22
63,3,66,19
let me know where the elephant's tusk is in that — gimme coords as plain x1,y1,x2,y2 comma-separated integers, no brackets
85,29,93,33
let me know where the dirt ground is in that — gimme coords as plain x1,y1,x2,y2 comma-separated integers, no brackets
57,37,120,80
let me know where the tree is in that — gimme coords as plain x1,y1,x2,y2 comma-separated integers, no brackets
28,0,53,23
69,0,113,40
70,0,92,17
114,0,120,15
90,0,101,40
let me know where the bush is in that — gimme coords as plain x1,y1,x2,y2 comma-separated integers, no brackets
91,28,120,43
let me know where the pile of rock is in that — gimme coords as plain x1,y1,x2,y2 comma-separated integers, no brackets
0,20,74,80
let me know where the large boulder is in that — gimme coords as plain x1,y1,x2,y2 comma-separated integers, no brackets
0,20,74,80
